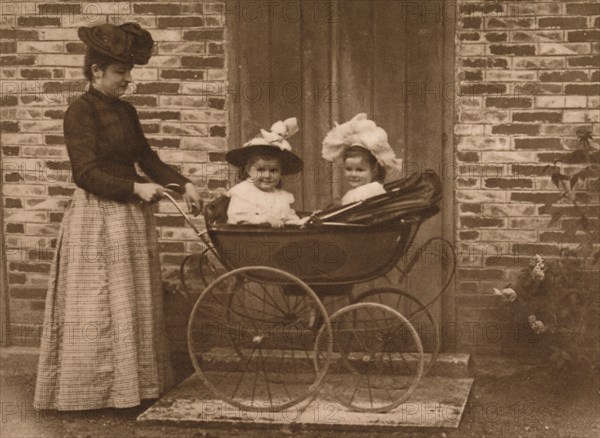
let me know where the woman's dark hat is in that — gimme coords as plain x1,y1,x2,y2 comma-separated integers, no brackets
225,118,303,175
78,22,153,65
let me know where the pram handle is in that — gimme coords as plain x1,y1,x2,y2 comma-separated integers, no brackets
163,183,202,236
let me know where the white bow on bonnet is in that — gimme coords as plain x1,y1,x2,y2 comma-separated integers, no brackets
244,117,299,151
321,113,403,170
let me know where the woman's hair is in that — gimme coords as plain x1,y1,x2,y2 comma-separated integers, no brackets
240,153,284,188
83,47,117,81
343,145,386,182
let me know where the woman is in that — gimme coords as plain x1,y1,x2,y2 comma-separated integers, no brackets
34,22,202,410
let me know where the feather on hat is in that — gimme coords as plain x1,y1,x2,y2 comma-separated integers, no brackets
226,118,303,175
322,113,403,171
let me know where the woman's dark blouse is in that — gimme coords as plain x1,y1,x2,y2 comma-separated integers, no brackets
64,86,190,202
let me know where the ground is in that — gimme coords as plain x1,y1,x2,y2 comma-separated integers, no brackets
1,351,598,438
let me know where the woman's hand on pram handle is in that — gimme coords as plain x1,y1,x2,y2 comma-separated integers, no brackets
134,182,165,203
165,183,203,216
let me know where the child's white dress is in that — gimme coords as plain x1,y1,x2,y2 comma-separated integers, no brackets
341,181,386,205
227,179,301,224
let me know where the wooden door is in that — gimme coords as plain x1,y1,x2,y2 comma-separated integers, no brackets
227,0,455,348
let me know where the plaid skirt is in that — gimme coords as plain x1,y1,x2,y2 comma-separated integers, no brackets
34,189,174,410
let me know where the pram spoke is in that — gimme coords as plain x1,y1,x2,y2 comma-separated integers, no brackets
315,303,424,413
187,266,332,412
352,287,440,376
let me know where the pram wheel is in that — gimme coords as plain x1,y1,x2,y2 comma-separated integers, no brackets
187,266,333,412
314,303,424,413
352,287,439,376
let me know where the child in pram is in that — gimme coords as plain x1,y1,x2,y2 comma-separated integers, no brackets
322,113,403,205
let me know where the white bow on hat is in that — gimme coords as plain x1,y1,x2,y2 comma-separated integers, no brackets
245,117,299,151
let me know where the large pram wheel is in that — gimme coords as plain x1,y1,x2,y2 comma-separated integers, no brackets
187,266,333,412
352,287,439,376
315,303,424,413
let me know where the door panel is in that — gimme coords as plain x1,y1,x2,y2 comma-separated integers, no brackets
227,0,453,340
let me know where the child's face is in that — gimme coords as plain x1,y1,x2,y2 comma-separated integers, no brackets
344,156,375,188
246,158,282,192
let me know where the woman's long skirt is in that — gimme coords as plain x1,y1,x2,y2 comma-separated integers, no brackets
33,189,173,410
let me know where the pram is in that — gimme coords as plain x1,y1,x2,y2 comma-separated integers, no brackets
164,170,455,413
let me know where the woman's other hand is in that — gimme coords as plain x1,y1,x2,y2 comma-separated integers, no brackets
134,182,164,203
183,182,202,216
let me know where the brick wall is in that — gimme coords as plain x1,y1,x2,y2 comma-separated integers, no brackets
455,0,599,352
1,1,227,345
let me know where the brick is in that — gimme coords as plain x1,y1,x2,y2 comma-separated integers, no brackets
155,215,186,227
457,152,479,163
485,178,533,189
8,273,27,285
565,84,600,95
0,29,39,39
510,192,559,204
148,138,180,148
461,84,506,95
485,32,507,43
49,213,63,222
181,56,224,68
5,199,23,208
486,18,534,29
459,3,503,15
461,17,481,29
17,16,60,26
511,31,562,43
208,98,225,110
461,217,505,228
489,44,535,56
491,124,539,135
456,190,506,203
19,69,52,80
459,231,480,241
47,186,74,196
457,136,509,151
208,43,223,55
481,230,537,242
512,112,562,123
1,121,19,133
567,56,600,68
65,42,84,54
541,124,591,135
2,147,20,157
0,56,36,66
539,43,590,56
138,111,180,121
514,138,562,150
0,41,16,53
485,97,531,108
568,30,600,43
462,58,508,69
161,69,205,80
123,96,158,107
183,30,224,41
540,232,596,244
459,32,481,42
6,223,25,233
486,70,536,81
566,3,600,15
540,71,588,82
9,262,50,274
485,257,528,268
463,70,483,81
514,57,564,70
158,17,204,28
136,83,180,94
208,179,228,190
133,3,181,14
539,17,587,29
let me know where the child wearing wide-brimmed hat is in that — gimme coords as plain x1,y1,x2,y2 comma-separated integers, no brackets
322,113,403,205
226,118,305,227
